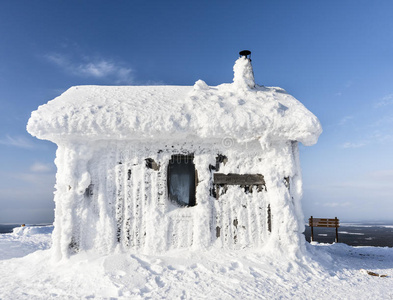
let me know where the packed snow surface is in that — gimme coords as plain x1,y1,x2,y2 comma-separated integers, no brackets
0,227,392,299
27,58,321,146
0,225,53,260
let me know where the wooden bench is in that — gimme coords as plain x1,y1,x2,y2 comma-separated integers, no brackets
309,216,340,243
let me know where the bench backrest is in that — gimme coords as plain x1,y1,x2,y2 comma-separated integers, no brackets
309,217,339,228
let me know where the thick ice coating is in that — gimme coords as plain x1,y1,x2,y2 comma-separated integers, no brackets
26,57,323,261
233,56,255,89
27,58,321,146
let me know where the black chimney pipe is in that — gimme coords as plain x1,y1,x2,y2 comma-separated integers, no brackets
239,50,251,59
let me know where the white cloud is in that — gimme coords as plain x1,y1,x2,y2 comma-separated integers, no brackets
369,169,393,181
0,174,55,223
344,80,353,88
0,135,35,149
30,162,53,173
375,94,393,107
338,115,353,126
46,53,67,66
45,53,133,84
340,131,392,150
10,172,55,186
303,167,393,221
322,202,351,208
141,79,165,86
340,142,366,149
365,130,393,145
334,80,353,97
76,61,132,83
307,174,393,194
372,116,393,127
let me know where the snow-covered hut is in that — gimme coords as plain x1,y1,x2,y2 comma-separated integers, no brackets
27,52,322,259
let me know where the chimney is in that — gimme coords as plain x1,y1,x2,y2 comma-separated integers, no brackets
239,50,252,60
233,50,255,89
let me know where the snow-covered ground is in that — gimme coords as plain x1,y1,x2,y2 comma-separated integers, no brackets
0,226,392,299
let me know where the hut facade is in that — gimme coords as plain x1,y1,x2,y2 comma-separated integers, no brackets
27,53,322,259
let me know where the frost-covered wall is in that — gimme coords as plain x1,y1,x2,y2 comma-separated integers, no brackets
49,138,305,260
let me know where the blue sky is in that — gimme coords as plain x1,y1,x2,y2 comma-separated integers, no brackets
0,1,392,224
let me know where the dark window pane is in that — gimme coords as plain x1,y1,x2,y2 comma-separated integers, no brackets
168,155,196,206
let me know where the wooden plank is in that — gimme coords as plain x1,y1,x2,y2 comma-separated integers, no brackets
310,222,339,226
309,221,339,225
311,220,339,223
213,173,265,185
309,217,340,228
309,222,340,226
311,218,339,222
310,224,340,228
310,216,314,242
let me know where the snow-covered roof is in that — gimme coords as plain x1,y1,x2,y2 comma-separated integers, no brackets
27,57,322,146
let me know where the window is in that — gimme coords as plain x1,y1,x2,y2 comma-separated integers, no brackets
167,154,196,207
